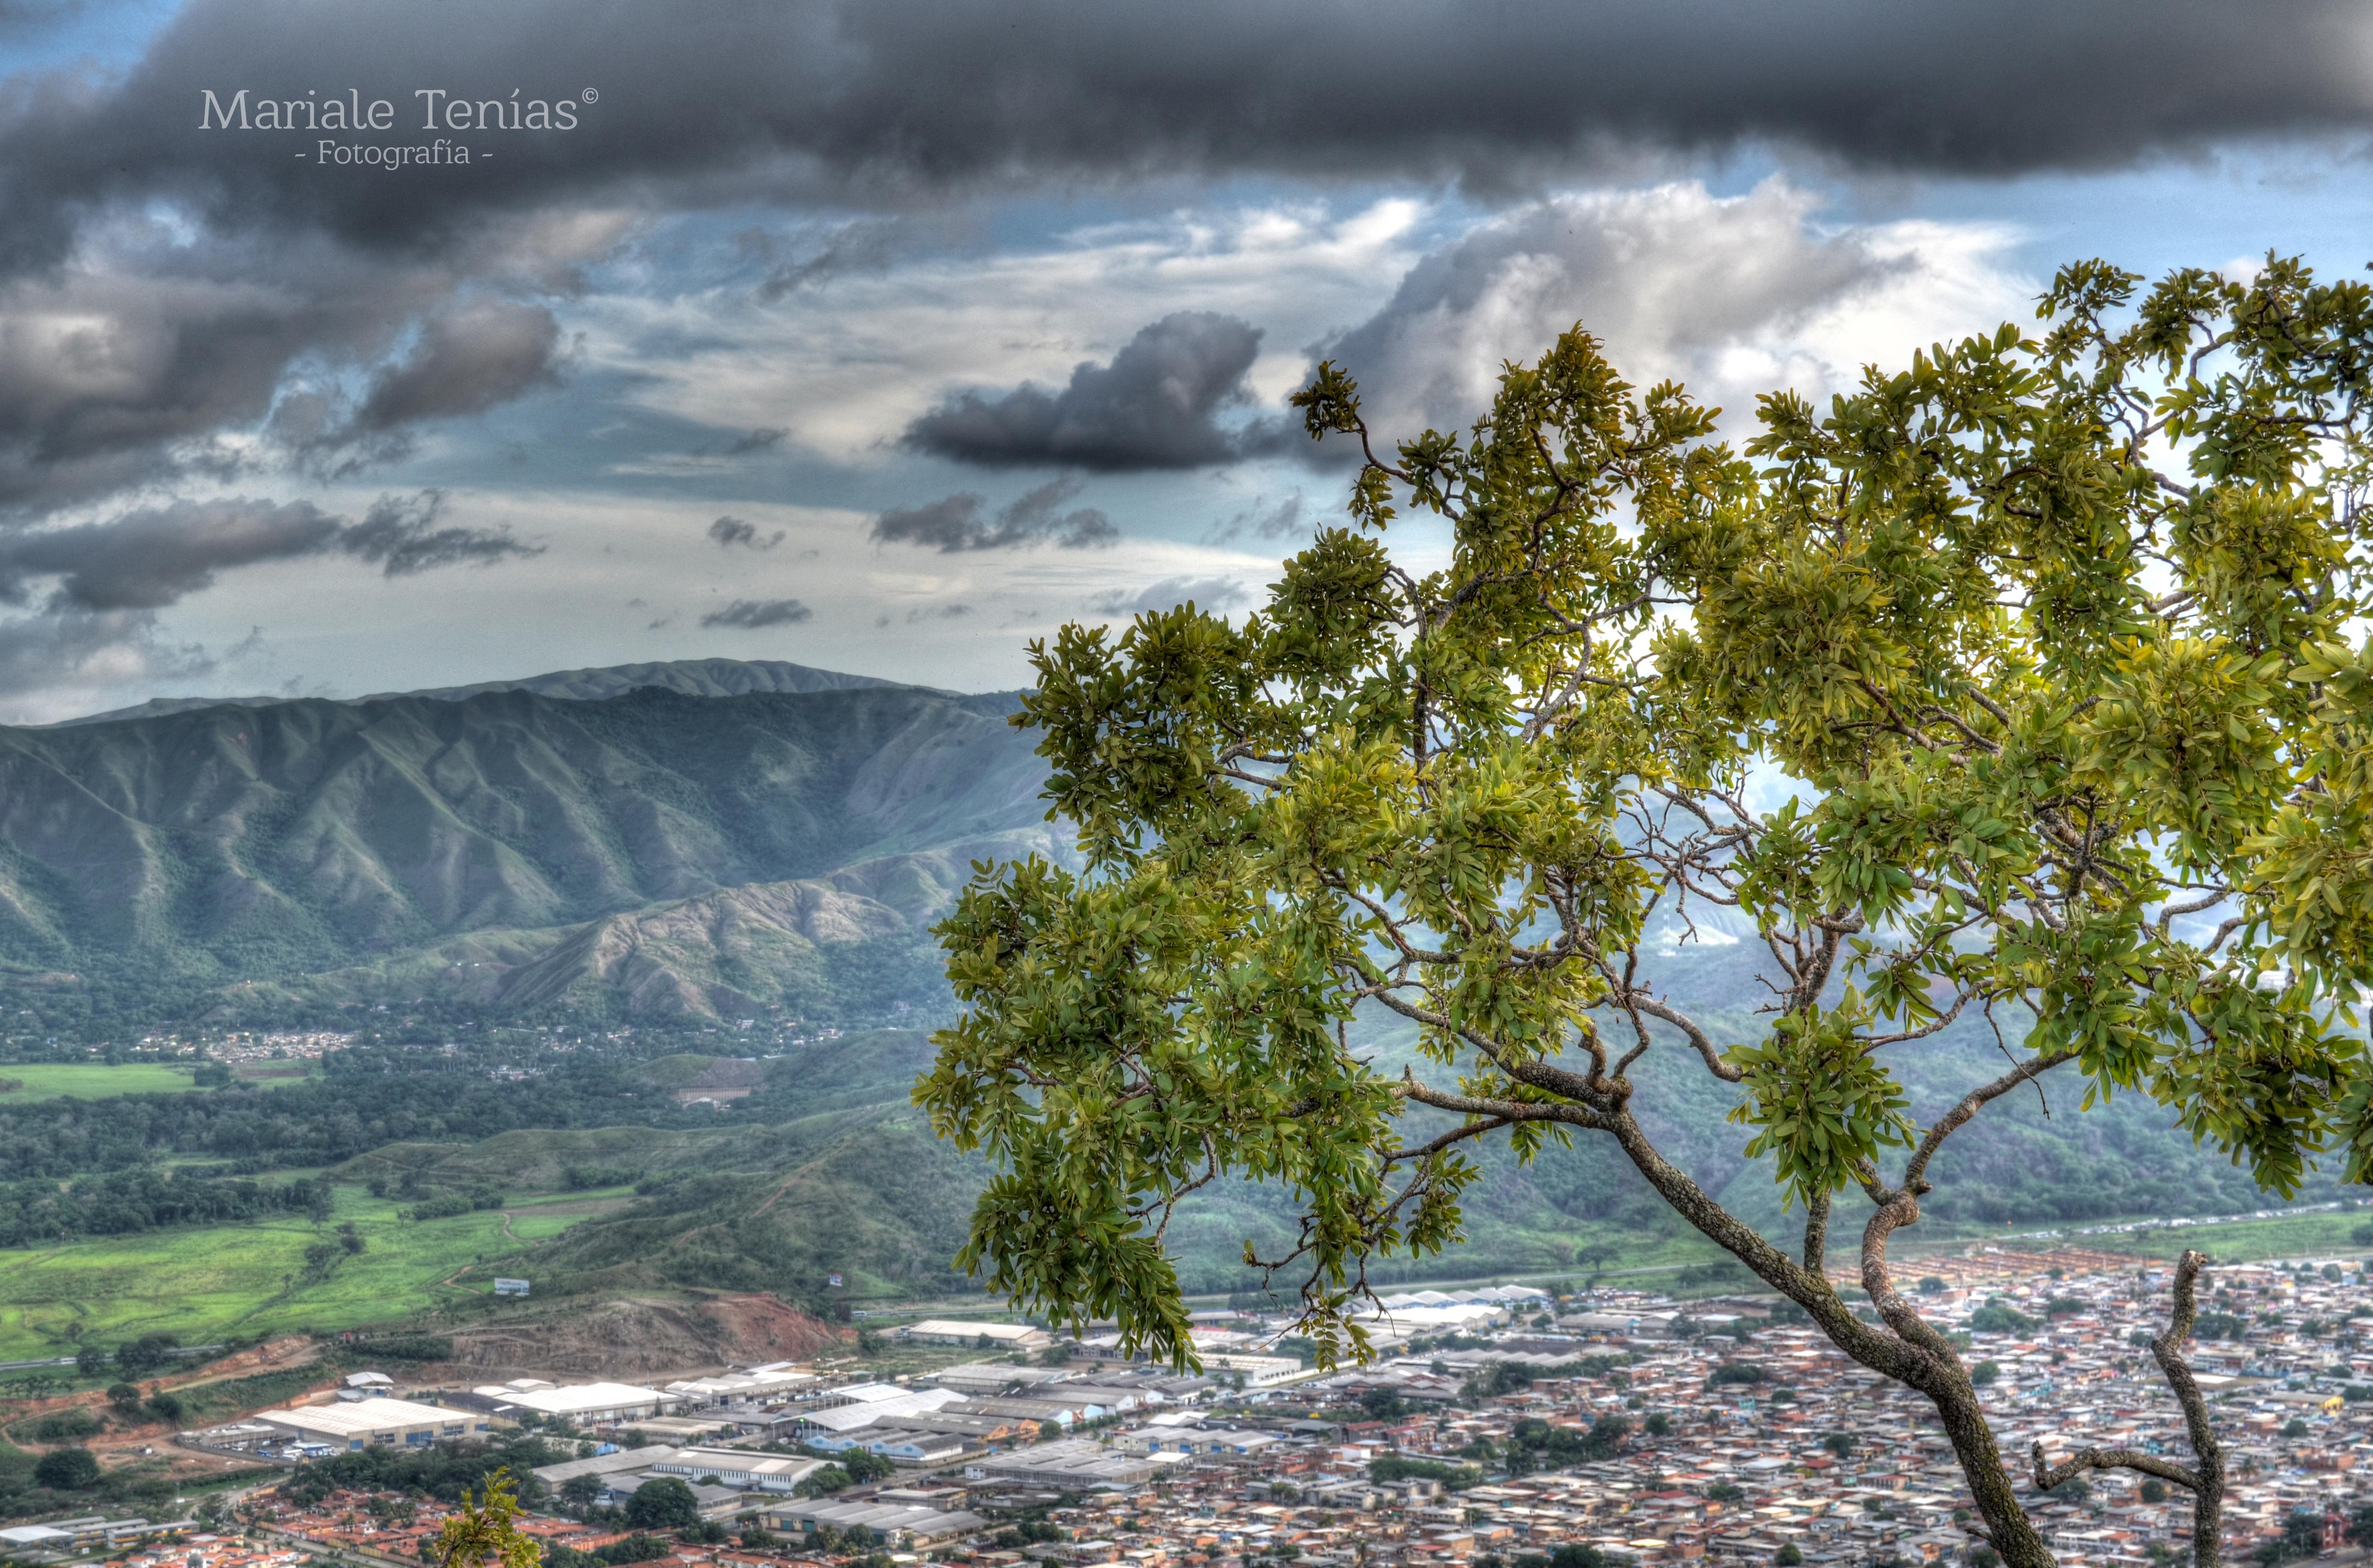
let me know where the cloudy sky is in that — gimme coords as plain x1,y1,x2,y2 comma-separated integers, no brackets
0,0,2370,719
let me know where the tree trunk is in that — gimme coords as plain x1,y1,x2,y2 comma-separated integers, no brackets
1926,1366,2058,1568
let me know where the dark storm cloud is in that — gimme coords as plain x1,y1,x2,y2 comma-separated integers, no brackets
0,229,601,520
0,0,2364,278
708,514,784,549
351,300,565,431
338,491,539,575
0,498,339,610
904,312,1292,471
0,492,532,612
870,478,1117,552
702,598,813,628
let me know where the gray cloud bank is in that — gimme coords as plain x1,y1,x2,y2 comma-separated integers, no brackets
2,0,2368,274
871,478,1116,552
0,493,532,612
905,312,1291,470
702,598,813,628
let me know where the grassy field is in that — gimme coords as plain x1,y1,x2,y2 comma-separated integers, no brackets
2062,1208,2373,1265
0,1063,203,1101
0,1184,630,1359
0,1060,319,1102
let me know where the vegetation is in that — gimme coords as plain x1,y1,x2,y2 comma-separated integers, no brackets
426,1468,542,1568
0,1184,598,1360
280,1436,560,1507
919,256,2373,1568
0,678,1051,1028
623,1476,700,1529
31,1448,98,1489
1367,1455,1483,1489
0,1064,211,1101
0,1169,332,1247
1970,1303,2042,1336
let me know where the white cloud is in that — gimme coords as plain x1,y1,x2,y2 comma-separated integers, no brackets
1320,179,2032,445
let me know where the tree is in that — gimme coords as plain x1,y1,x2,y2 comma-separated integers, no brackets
560,1474,604,1514
106,1382,142,1412
1970,1303,2041,1336
841,1448,897,1483
624,1477,700,1532
428,1469,541,1568
796,1464,855,1498
917,256,2373,1568
33,1448,99,1489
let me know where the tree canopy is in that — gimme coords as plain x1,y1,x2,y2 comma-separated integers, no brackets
917,254,2373,1568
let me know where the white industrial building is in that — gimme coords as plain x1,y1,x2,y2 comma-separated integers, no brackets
762,1498,990,1546
787,1386,966,1439
1196,1353,1309,1387
256,1397,499,1451
664,1362,816,1403
894,1319,1048,1348
469,1379,681,1423
646,1447,830,1494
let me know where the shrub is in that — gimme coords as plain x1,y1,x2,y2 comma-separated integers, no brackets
34,1448,100,1489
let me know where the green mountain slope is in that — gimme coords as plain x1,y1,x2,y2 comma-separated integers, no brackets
0,674,1053,1019
385,1004,2363,1308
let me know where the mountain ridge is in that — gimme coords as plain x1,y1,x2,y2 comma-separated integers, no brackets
44,658,936,728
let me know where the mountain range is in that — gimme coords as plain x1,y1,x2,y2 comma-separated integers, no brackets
0,660,1060,1023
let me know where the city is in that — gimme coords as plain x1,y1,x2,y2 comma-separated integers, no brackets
21,1247,2373,1568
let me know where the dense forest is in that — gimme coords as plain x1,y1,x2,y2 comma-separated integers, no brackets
0,1169,333,1248
0,1040,873,1180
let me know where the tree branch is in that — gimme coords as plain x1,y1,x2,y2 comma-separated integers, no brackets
2033,1249,2224,1568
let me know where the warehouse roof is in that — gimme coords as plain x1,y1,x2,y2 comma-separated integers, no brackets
474,1381,673,1417
259,1398,475,1438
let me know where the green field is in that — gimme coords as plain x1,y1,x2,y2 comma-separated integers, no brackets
0,1184,628,1359
0,1063,203,1101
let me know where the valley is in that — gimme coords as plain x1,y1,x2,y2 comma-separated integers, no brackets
0,658,2364,1374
